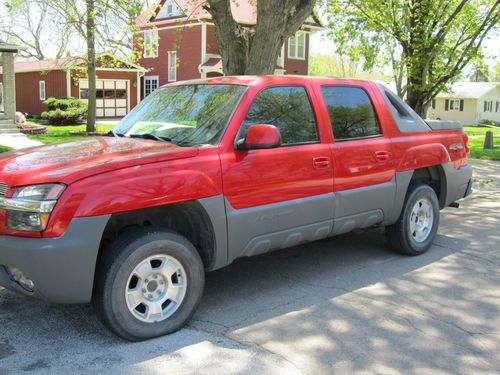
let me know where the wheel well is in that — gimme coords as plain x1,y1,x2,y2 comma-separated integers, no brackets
410,165,447,208
97,201,216,270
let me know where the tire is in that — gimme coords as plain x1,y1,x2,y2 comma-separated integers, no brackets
386,183,440,256
94,227,205,341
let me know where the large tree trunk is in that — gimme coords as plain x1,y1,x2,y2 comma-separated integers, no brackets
86,0,97,133
205,0,315,76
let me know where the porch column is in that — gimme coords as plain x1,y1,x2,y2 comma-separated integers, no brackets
2,52,16,121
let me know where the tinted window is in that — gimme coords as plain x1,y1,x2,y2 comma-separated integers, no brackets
243,86,319,145
113,84,246,146
321,86,381,140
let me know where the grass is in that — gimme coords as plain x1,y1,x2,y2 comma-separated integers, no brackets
27,123,115,144
463,126,500,136
0,145,13,153
468,137,500,161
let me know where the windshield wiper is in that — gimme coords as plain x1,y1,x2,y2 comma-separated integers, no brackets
129,133,172,142
107,130,126,137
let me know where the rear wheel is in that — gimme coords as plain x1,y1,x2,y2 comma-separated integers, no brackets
386,183,440,255
95,227,205,341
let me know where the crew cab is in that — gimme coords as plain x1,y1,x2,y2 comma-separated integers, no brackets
0,76,472,341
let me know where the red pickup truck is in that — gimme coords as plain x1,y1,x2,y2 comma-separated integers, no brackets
0,76,471,340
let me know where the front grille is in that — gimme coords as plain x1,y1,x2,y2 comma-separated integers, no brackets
0,182,8,197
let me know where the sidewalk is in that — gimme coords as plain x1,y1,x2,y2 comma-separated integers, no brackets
0,133,43,150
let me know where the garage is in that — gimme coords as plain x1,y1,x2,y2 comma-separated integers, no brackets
79,79,130,118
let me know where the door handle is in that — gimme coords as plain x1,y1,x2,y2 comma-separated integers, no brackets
374,151,391,162
313,157,331,169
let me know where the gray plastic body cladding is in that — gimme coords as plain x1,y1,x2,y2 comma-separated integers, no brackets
383,170,414,225
331,177,397,235
375,83,431,133
0,215,110,304
426,120,463,130
197,195,228,270
442,162,473,206
225,193,335,262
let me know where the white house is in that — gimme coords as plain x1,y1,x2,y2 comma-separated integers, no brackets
427,82,500,125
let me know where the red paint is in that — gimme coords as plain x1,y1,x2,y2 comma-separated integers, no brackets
0,75,470,238
244,124,281,147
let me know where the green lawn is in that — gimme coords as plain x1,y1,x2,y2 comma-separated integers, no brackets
27,123,115,144
468,137,500,161
0,145,13,153
463,126,500,136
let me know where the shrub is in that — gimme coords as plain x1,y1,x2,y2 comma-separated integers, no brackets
41,97,88,125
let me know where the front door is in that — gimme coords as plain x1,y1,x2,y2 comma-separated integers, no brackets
220,85,334,261
320,85,396,233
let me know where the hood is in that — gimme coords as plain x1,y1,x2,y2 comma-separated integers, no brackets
0,137,198,187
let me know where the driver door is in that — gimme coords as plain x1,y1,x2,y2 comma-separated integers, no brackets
220,85,334,262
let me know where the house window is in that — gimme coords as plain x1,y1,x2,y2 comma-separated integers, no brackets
496,101,499,113
144,76,159,97
39,81,46,101
144,30,158,58
167,4,173,14
449,99,462,111
288,31,306,60
431,99,436,109
168,51,177,82
484,100,493,112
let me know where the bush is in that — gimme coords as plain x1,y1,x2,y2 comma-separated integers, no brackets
41,97,88,125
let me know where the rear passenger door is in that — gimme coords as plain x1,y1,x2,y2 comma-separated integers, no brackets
320,85,396,232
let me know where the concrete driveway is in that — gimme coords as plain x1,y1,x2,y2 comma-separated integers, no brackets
1,160,499,374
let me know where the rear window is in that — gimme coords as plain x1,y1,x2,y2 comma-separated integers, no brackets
321,86,382,141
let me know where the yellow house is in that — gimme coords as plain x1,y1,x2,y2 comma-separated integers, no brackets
427,82,500,125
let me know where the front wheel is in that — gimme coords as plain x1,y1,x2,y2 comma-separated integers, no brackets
386,183,440,255
94,228,205,341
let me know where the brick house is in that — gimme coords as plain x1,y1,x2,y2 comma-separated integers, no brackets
135,0,323,98
0,54,145,117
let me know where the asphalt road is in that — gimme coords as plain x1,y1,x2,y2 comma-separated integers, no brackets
1,160,499,374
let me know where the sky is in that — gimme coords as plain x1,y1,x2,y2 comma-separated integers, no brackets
310,31,500,69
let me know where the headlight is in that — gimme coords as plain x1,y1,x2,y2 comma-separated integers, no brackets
0,183,66,232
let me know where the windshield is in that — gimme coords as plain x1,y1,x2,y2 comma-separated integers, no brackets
113,84,247,146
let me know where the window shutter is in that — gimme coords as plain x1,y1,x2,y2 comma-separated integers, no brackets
459,99,464,111
445,99,449,111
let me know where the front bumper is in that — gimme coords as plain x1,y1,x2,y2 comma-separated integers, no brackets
0,215,110,304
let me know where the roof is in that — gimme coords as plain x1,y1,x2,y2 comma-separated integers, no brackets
0,53,145,74
136,0,323,29
166,75,370,87
436,82,500,99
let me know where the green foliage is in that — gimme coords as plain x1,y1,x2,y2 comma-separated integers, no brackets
27,123,114,144
41,97,88,126
464,126,500,136
0,145,13,153
326,0,500,116
468,137,500,160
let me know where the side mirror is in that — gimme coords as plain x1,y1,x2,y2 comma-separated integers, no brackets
236,124,281,150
